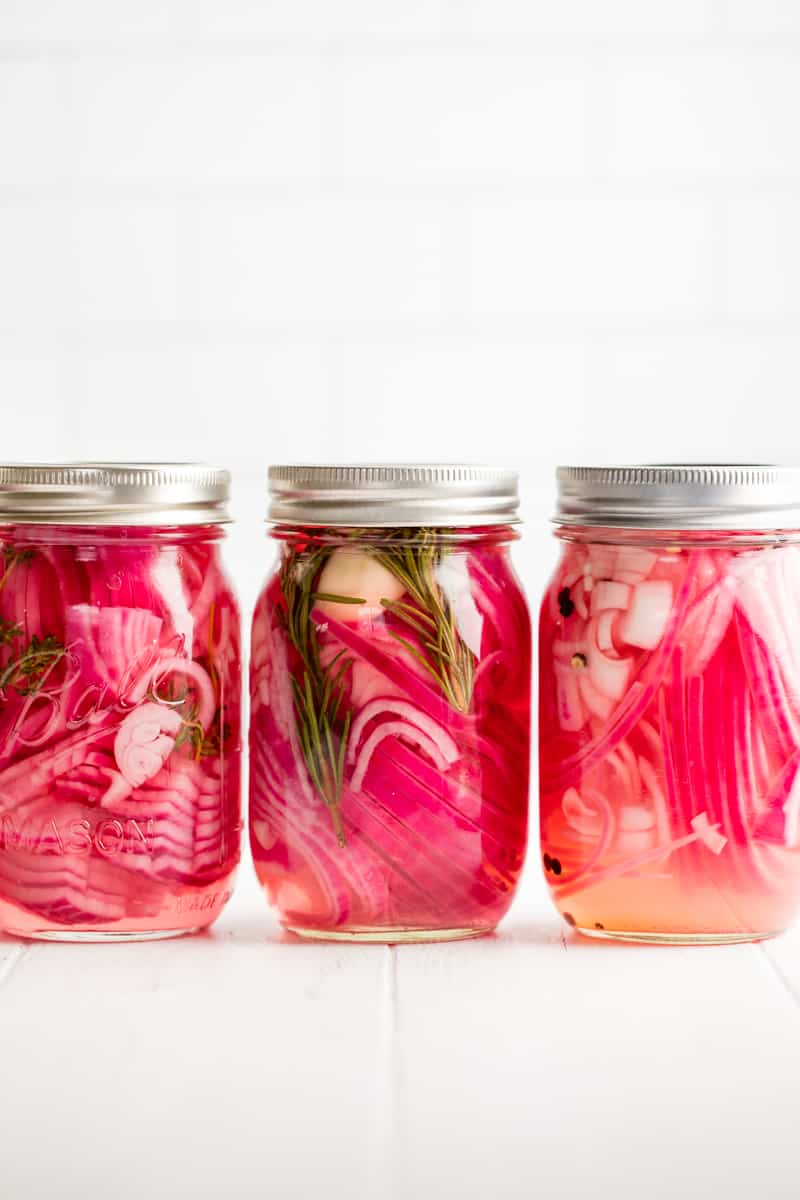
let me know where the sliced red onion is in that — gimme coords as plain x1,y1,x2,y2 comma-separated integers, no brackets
618,580,674,651
351,719,457,794
347,697,459,767
590,580,631,614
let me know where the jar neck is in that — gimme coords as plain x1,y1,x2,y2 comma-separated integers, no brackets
555,523,800,549
1,523,228,547
270,523,520,549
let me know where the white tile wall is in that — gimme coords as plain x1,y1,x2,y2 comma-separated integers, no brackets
0,201,71,323
71,56,326,183
466,186,716,320
725,189,800,317
328,52,588,180
725,2,800,35
0,59,64,182
0,0,799,590
0,2,171,42
71,202,179,322
464,2,717,37
606,52,800,177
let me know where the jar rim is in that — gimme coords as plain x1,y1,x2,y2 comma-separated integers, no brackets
554,464,800,530
0,463,231,526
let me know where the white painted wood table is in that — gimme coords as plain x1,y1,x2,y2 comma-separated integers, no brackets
1,865,798,1200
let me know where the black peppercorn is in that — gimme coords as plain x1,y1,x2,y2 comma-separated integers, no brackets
562,911,576,927
557,587,575,618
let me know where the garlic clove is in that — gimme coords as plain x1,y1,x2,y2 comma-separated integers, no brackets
315,549,406,623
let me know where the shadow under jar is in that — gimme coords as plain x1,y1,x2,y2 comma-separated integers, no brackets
250,464,531,943
0,464,241,942
540,464,800,945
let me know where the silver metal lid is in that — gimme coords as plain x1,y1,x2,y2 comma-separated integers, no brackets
555,464,800,530
268,464,520,527
0,463,231,526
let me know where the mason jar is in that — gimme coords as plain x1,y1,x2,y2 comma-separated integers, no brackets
540,464,800,944
250,464,531,942
0,464,241,941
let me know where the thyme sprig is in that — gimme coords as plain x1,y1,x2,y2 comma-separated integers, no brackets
0,631,66,696
0,546,34,599
279,546,359,846
369,528,476,713
2,547,34,568
0,549,63,698
0,620,23,647
146,675,225,760
207,600,220,700
174,702,225,759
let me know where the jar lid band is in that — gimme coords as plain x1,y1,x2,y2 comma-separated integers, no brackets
0,463,231,526
268,464,520,527
555,464,800,530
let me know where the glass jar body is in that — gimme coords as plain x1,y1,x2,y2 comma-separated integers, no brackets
250,525,531,942
0,524,241,941
540,526,800,943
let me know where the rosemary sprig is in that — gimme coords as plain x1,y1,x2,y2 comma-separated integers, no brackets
278,546,359,846
369,528,476,713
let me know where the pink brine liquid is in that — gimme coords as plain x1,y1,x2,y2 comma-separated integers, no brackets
250,529,531,940
540,531,800,942
0,526,241,940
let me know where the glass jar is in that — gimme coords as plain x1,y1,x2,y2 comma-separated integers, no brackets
541,464,800,944
250,464,531,942
0,464,241,941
